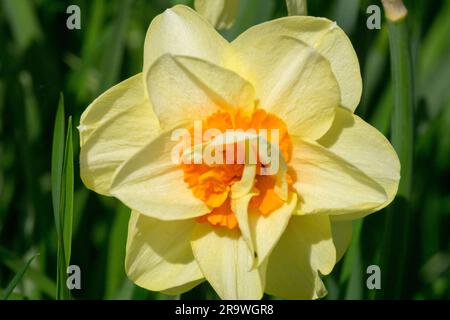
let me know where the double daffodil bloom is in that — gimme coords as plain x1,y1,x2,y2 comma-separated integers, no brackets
79,5,400,299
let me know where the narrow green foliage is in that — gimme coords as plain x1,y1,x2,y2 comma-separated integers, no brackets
62,117,74,266
0,247,56,299
51,95,74,300
51,94,65,237
1,253,39,300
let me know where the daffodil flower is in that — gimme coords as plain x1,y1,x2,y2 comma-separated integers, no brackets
79,5,400,299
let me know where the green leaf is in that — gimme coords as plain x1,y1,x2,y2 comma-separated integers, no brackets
0,247,56,299
1,253,39,300
51,95,74,300
62,116,74,266
51,94,65,238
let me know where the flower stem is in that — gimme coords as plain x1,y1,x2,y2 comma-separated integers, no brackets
377,0,414,299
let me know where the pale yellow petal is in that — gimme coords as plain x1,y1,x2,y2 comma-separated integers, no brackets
125,211,204,292
232,193,256,265
161,279,204,296
313,276,328,299
143,5,229,74
318,107,400,220
232,16,362,112
79,74,159,195
249,192,297,267
110,128,209,220
146,55,255,130
330,219,353,262
191,224,266,300
291,137,388,216
194,0,239,30
265,215,336,299
232,176,297,269
231,34,339,139
230,164,257,199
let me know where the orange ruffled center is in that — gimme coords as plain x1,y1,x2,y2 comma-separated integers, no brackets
181,109,293,229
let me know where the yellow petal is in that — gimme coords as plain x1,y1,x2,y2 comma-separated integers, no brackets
232,193,257,266
232,16,362,112
146,55,255,130
143,5,229,74
330,219,353,262
230,163,257,199
314,277,328,299
125,211,204,293
232,162,296,269
231,34,339,139
110,128,209,220
318,108,400,220
161,279,204,296
291,137,388,215
248,192,297,267
79,74,159,195
230,162,258,263
191,223,266,299
265,215,336,299
194,0,239,30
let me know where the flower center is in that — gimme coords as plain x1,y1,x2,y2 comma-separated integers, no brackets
181,109,293,229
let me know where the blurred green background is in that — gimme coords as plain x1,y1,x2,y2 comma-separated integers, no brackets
0,0,449,300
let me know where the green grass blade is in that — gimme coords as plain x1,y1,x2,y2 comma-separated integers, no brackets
56,116,74,300
1,253,39,300
51,96,73,300
52,94,66,299
51,94,65,238
0,247,56,299
62,116,74,266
